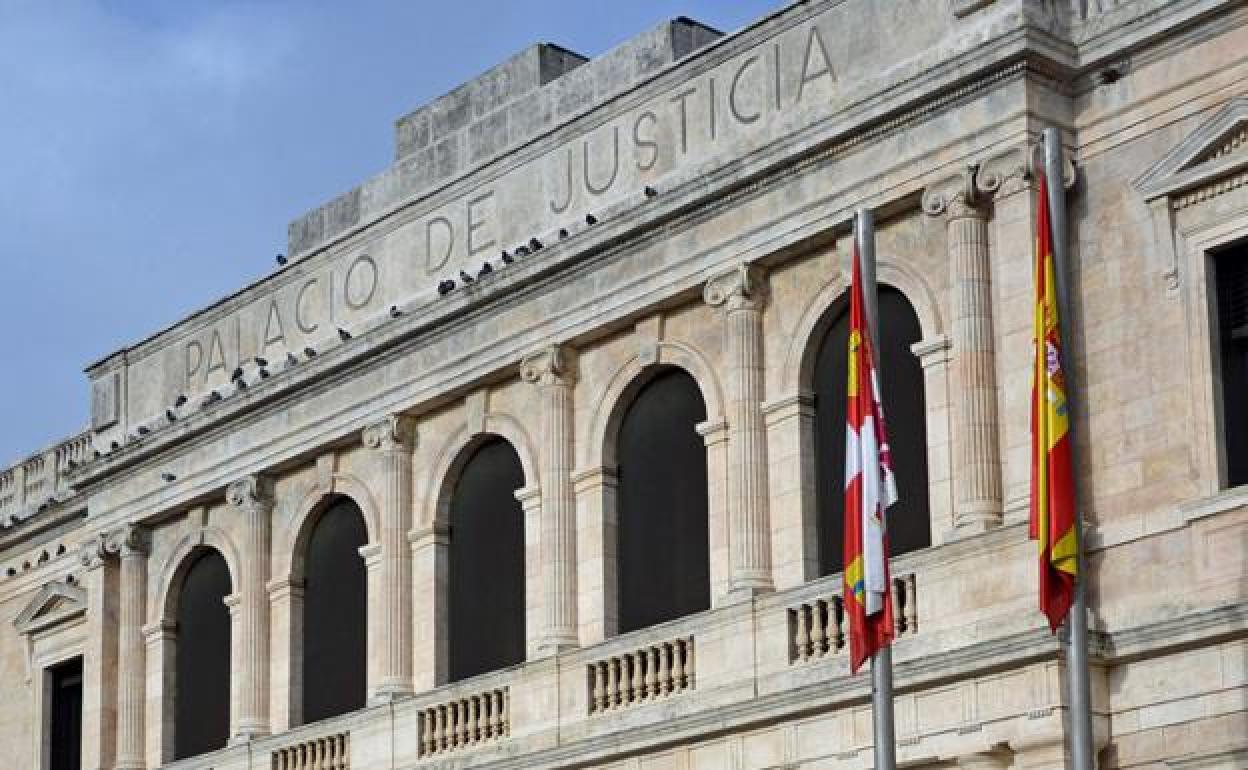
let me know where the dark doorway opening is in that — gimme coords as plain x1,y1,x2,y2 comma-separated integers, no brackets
1215,243,1248,488
814,286,931,575
448,437,527,682
617,367,710,633
302,497,369,724
48,656,82,770
174,548,232,760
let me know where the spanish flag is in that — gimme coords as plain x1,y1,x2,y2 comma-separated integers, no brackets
843,238,898,674
1030,170,1078,632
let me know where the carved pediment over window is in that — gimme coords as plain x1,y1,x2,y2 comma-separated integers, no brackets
14,579,86,636
1136,97,1248,208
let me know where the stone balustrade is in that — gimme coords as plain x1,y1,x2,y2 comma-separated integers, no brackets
271,731,350,770
0,429,90,527
788,574,919,664
587,635,695,715
417,687,510,757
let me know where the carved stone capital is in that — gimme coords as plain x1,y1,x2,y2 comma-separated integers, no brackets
703,264,766,310
78,533,111,570
226,474,274,511
106,524,149,559
922,163,985,219
362,414,417,452
520,345,578,388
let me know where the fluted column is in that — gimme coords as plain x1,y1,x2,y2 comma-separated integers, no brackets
109,525,149,769
227,474,274,740
705,264,773,594
78,534,118,770
923,165,1003,532
521,345,579,653
362,414,417,699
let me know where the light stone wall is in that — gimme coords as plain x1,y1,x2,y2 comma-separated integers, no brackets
2,0,1248,768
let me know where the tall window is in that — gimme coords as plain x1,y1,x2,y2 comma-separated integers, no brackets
617,368,710,633
48,656,82,770
1215,243,1248,488
813,286,930,575
448,437,526,682
302,497,368,723
174,549,231,760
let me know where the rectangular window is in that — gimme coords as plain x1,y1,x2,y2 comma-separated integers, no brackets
47,657,82,770
1215,243,1248,488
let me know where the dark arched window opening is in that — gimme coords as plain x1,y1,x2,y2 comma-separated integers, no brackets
617,367,710,633
302,497,369,724
448,437,526,682
814,286,930,576
174,549,231,760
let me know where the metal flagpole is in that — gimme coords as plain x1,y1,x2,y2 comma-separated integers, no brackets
1043,127,1096,770
856,207,897,770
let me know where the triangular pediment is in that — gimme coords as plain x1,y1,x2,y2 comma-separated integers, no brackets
14,579,86,636
1136,97,1248,202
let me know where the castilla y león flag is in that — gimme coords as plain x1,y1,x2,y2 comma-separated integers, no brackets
1030,170,1078,632
843,239,899,674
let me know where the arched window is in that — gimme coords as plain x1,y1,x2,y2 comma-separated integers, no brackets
448,437,526,682
174,548,231,760
301,497,368,724
617,367,710,633
813,286,930,575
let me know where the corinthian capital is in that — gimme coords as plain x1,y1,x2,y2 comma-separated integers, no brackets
226,474,274,511
362,414,417,452
520,345,577,388
703,264,766,310
105,524,149,558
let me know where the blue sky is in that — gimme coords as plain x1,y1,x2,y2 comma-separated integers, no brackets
0,0,782,465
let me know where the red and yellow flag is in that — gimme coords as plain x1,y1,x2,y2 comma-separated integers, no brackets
1030,170,1078,632
843,239,898,673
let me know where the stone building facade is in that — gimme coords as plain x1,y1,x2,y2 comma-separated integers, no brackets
2,0,1246,768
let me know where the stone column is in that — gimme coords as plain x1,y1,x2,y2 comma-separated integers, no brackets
108,525,149,769
362,415,417,699
704,264,773,594
521,345,579,653
141,620,175,768
79,534,118,770
923,166,1003,533
227,474,274,740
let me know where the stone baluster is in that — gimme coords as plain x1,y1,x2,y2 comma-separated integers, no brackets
705,264,774,595
794,605,810,660
109,525,149,769
362,414,417,699
923,166,1004,532
521,345,579,653
227,474,274,740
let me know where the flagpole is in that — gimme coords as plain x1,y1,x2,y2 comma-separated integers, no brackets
856,207,897,770
1043,127,1096,770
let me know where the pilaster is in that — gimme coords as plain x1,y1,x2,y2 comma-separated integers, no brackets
704,264,774,596
226,474,274,740
107,524,149,769
362,414,417,700
521,345,579,654
78,534,118,770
